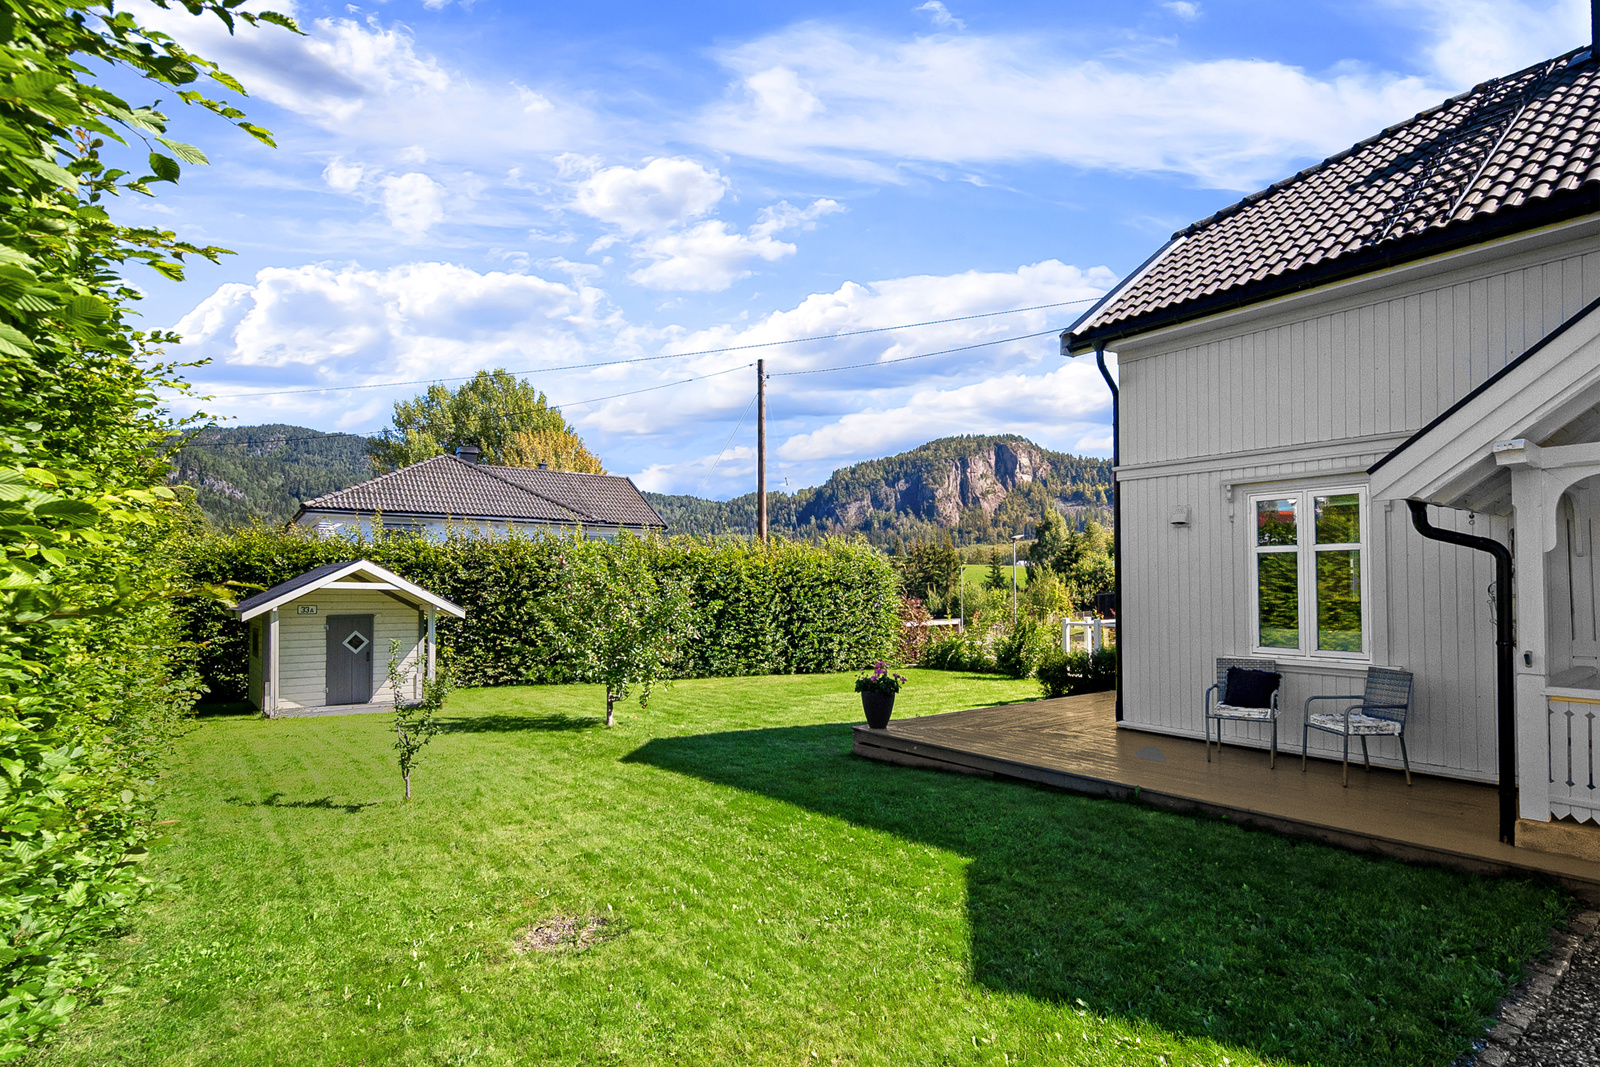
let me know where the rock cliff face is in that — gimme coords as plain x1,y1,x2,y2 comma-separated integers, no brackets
794,435,1102,531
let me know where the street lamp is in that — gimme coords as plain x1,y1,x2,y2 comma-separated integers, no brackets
1011,534,1025,626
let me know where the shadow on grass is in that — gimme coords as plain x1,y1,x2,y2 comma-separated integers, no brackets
193,700,257,719
438,713,604,734
224,792,376,815
625,722,1568,1067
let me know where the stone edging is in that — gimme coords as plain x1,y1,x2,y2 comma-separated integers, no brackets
1471,909,1600,1066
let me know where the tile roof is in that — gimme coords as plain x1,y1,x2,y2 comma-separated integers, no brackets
1065,46,1600,351
296,455,665,529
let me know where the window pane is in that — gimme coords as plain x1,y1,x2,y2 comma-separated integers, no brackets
1316,549,1362,652
1315,493,1360,544
1258,553,1299,648
1257,499,1297,546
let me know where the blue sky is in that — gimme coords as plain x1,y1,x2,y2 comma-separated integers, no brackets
124,0,1589,497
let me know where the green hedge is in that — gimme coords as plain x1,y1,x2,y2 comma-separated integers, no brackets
177,526,902,699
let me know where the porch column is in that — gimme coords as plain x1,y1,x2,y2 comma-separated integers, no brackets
268,607,281,716
1510,467,1551,821
426,606,437,681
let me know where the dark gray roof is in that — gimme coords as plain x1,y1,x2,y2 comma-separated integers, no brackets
233,561,349,616
296,454,665,529
1066,47,1600,352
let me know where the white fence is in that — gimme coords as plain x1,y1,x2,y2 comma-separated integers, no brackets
904,617,964,632
1062,617,1116,653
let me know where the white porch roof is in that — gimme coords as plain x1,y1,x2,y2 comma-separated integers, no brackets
231,559,466,622
1368,293,1600,515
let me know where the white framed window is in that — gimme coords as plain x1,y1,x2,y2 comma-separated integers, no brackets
1249,487,1368,659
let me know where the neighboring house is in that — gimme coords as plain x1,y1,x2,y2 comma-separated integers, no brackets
233,559,466,717
292,445,666,540
1062,40,1600,852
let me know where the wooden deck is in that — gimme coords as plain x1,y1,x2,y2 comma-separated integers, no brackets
853,692,1600,901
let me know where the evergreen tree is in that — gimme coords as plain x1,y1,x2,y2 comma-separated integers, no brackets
984,547,1007,591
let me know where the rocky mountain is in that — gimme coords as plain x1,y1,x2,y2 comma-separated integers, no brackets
647,435,1113,546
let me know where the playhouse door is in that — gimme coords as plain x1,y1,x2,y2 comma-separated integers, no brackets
326,614,375,705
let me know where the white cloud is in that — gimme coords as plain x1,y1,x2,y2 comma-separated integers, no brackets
1161,2,1201,20
584,259,1114,438
778,361,1109,462
381,172,447,237
573,157,729,233
750,198,845,238
170,261,606,425
627,221,796,291
132,2,587,161
166,256,1115,491
915,2,965,31
322,158,366,194
1387,0,1587,87
632,446,756,493
695,25,1447,189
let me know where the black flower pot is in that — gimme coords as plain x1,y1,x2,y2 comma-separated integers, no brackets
861,690,896,729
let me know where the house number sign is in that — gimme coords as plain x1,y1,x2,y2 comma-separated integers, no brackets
297,605,318,615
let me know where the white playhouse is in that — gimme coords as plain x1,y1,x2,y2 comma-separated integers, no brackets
233,560,466,717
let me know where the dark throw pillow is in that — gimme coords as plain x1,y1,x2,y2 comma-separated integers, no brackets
1223,667,1280,708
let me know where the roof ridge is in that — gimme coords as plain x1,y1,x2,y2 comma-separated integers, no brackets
464,459,599,522
1171,46,1591,241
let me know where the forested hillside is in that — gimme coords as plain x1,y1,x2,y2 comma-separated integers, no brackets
167,425,374,527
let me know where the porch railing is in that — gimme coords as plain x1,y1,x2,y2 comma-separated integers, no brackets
1548,694,1600,824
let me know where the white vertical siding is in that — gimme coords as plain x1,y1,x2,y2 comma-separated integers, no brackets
1111,237,1600,781
273,591,425,711
1120,247,1600,468
1121,466,1503,779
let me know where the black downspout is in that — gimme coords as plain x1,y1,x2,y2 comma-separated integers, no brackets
1096,347,1124,723
1406,500,1517,845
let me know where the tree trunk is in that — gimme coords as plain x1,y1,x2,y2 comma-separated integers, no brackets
403,771,411,801
606,691,616,728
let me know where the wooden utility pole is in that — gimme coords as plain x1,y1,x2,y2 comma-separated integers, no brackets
757,360,768,543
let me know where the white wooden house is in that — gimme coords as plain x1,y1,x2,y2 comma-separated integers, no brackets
292,446,665,541
233,560,466,717
1062,39,1600,857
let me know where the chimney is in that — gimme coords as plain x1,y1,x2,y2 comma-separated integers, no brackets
455,443,481,465
537,462,548,469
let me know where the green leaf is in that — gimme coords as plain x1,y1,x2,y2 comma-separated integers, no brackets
64,295,110,322
155,138,209,166
237,122,277,148
208,71,247,95
147,153,181,183
19,156,77,191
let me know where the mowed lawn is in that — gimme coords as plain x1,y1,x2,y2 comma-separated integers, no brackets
37,672,1568,1067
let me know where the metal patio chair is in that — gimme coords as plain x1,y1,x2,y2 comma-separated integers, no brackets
1203,657,1282,767
1302,667,1414,787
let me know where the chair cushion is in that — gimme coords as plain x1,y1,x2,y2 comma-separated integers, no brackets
1213,704,1276,721
1223,667,1279,709
1307,712,1403,736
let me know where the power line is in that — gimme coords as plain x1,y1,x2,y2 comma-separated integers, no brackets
555,362,751,408
183,297,1095,401
703,390,760,483
769,328,1060,377
170,321,1066,453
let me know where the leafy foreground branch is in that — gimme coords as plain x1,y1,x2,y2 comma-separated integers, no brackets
0,1,294,1055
